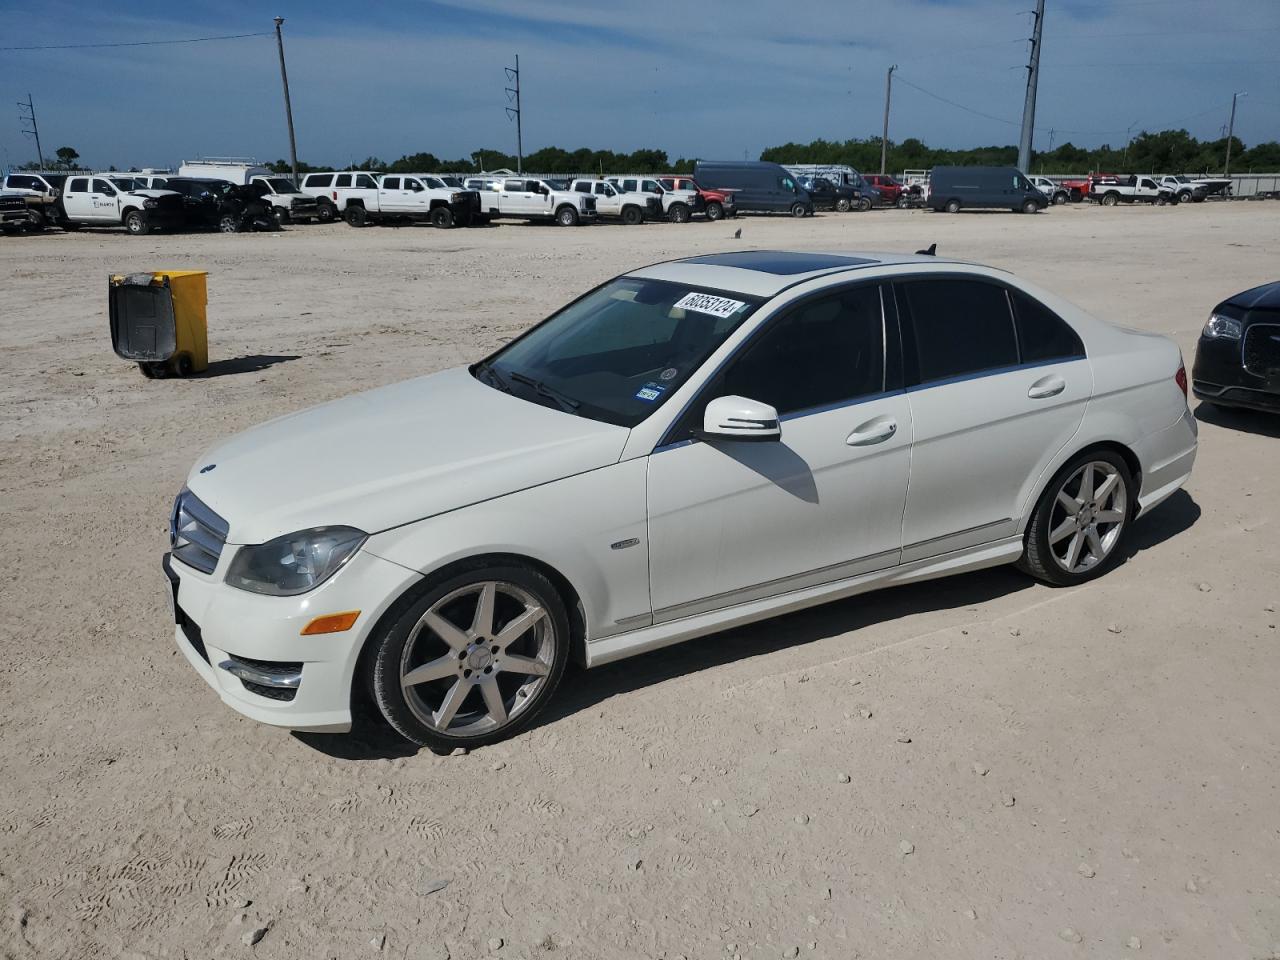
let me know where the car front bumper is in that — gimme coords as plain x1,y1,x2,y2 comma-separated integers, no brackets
163,548,421,733
1193,332,1280,412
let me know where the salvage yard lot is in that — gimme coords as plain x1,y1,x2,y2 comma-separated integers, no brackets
2,203,1279,959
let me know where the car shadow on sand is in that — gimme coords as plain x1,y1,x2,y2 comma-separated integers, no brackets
1194,401,1280,438
294,489,1200,761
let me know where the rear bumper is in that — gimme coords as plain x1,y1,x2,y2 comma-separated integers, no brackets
163,548,422,733
1132,406,1198,514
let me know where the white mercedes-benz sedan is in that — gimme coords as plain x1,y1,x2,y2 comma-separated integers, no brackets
164,250,1197,749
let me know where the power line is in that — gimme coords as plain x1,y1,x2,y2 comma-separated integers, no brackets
0,31,270,52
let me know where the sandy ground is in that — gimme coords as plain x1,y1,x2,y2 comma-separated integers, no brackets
2,202,1279,960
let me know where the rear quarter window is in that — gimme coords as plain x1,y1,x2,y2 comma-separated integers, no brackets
1011,289,1085,362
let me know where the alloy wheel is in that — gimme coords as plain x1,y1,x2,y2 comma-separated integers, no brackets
399,580,555,736
1048,461,1127,575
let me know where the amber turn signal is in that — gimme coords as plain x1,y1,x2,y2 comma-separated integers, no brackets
300,610,361,635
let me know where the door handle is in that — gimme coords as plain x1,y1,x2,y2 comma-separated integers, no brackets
846,416,898,446
1027,375,1066,399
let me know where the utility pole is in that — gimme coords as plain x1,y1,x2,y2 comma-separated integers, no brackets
880,65,896,175
18,94,44,170
273,17,299,185
1122,120,1138,165
505,55,522,174
1223,90,1244,175
1017,0,1046,174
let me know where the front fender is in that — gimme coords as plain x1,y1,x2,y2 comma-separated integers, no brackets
362,458,651,641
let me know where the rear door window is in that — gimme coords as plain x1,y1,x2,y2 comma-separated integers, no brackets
382,177,400,189
68,177,89,192
307,174,334,188
335,174,352,188
901,279,1019,384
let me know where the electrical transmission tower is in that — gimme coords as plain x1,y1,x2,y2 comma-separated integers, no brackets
18,94,44,170
505,55,522,174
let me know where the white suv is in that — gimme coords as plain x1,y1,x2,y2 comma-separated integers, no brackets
606,175,700,222
299,171,380,222
166,249,1196,750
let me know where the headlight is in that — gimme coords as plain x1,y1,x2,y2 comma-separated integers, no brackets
450,192,463,202
143,198,158,209
1202,313,1242,340
225,526,367,596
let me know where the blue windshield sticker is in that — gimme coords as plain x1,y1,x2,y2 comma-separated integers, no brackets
635,382,667,402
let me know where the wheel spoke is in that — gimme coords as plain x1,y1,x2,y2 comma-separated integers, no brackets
1079,465,1095,502
479,679,508,725
1085,526,1104,560
402,655,457,687
1095,508,1125,525
501,655,549,677
1066,531,1085,570
1094,472,1120,504
422,611,470,651
472,582,496,638
1057,490,1081,515
433,678,472,729
1049,517,1077,545
494,605,546,648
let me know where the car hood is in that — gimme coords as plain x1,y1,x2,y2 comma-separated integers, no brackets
186,367,630,544
129,189,180,199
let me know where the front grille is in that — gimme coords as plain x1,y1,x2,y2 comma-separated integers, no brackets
170,489,229,574
1243,323,1280,377
290,197,317,210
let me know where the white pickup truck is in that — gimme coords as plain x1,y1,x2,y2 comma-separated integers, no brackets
336,173,482,228
1158,175,1231,203
475,177,597,226
58,174,186,234
1089,174,1174,206
605,175,700,222
178,160,319,223
567,178,661,224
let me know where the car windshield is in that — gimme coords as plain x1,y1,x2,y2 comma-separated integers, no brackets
477,277,761,427
263,178,297,193
110,178,141,190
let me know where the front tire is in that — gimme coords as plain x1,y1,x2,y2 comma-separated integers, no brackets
431,206,455,228
857,197,873,212
621,205,643,226
1018,451,1134,587
668,203,691,223
1021,199,1039,214
1053,192,1068,205
556,205,579,226
124,211,150,235
371,564,570,750
835,197,852,213
790,202,807,218
704,200,724,221
218,214,240,233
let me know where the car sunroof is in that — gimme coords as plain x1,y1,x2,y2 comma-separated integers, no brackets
682,250,877,275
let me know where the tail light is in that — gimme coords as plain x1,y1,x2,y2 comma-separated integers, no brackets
1175,364,1188,399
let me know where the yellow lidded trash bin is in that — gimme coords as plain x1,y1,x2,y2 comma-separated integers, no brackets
108,270,208,378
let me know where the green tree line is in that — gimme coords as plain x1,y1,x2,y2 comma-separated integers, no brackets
761,130,1280,174
268,146,696,176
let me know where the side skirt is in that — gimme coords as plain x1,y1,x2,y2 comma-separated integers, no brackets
583,536,1024,667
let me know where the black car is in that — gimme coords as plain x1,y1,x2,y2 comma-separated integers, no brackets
799,176,859,213
1192,281,1280,414
160,177,277,232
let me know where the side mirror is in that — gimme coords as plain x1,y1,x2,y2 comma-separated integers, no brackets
701,395,781,443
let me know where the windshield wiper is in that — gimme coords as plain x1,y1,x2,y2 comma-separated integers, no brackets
508,371,581,413
475,361,512,393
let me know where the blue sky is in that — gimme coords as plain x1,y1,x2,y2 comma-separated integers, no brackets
1,0,1276,171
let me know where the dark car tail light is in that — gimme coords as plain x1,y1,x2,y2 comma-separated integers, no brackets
1175,365,1188,399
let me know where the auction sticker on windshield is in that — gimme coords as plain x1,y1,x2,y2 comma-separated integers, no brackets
674,292,747,319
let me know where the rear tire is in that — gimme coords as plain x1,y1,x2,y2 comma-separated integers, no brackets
1018,450,1135,587
945,198,962,214
345,205,368,227
1053,192,1068,205
857,197,873,212
669,203,691,223
1101,193,1119,207
431,206,455,228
